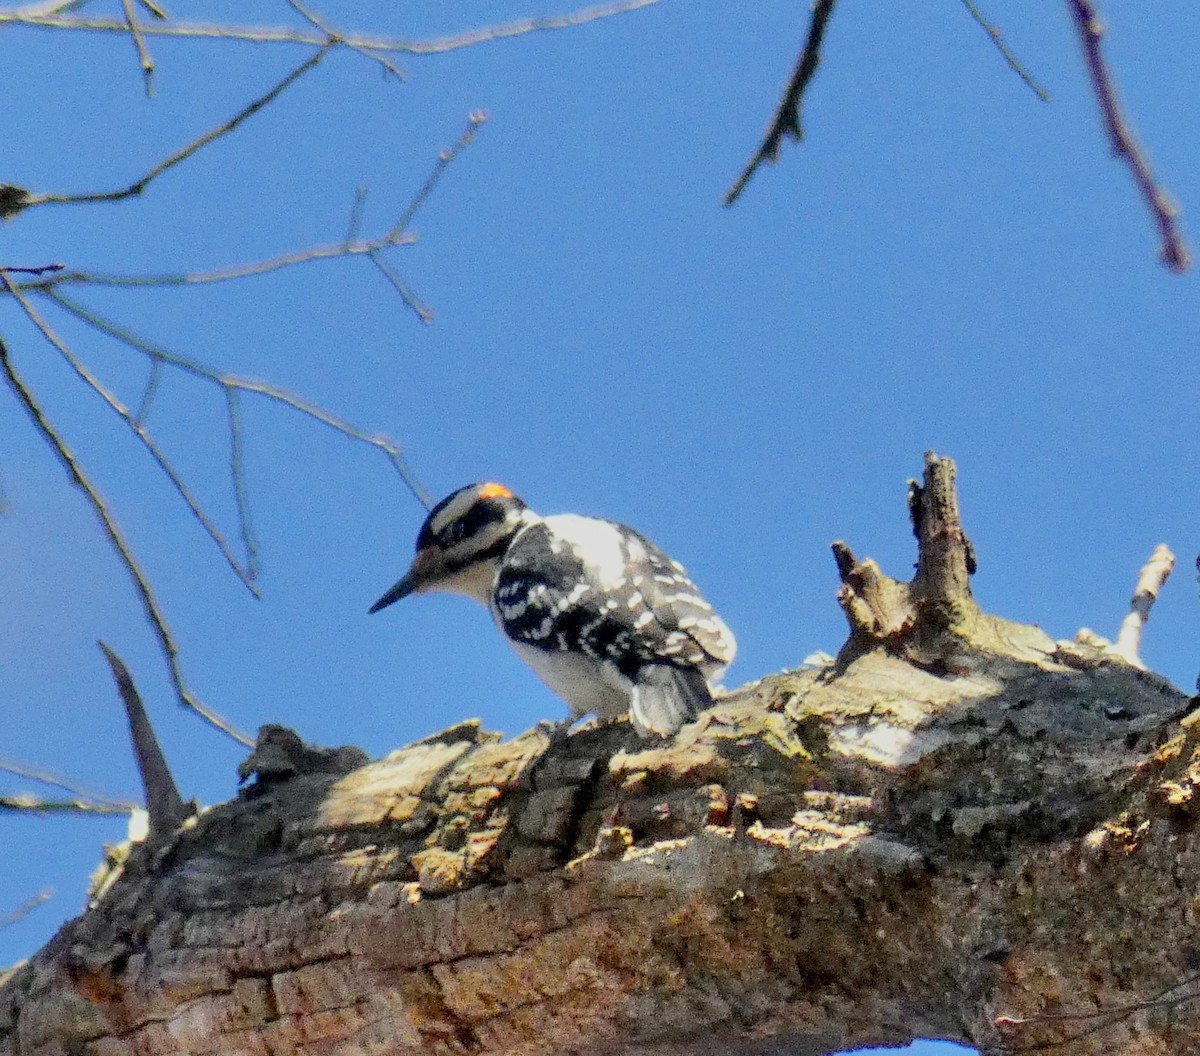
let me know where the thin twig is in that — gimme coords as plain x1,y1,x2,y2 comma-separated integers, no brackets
224,389,261,582
0,759,134,809
14,232,416,291
137,0,167,19
390,111,488,239
1111,543,1174,667
98,641,189,835
0,321,253,746
4,0,84,16
11,45,329,216
345,186,368,247
959,0,1049,101
0,0,662,53
134,355,162,426
1065,0,1190,272
36,289,433,510
285,0,405,79
118,0,154,97
0,795,133,816
0,890,52,930
369,251,432,324
0,264,64,276
724,0,838,206
3,278,261,595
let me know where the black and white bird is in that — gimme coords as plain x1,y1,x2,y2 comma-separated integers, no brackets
369,483,736,738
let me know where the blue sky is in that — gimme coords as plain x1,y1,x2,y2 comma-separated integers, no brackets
1,2,1196,1051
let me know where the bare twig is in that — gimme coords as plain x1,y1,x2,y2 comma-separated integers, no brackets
34,290,433,510
285,0,405,79
9,45,329,216
0,264,64,276
0,795,133,816
959,0,1049,102
137,0,167,19
1065,0,1190,272
0,759,134,809
118,0,154,96
390,111,488,239
0,322,253,746
0,890,52,930
13,232,416,292
369,251,432,324
725,0,838,206
1112,544,1175,667
0,0,662,53
345,186,368,246
2,277,261,595
98,641,189,835
4,0,84,16
224,388,261,582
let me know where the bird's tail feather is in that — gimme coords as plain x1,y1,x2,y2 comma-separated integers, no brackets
629,665,714,738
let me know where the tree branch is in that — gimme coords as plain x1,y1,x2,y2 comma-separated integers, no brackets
0,760,133,811
959,0,1049,101
1065,0,1190,272
0,45,330,219
0,0,662,54
117,0,154,97
0,322,253,746
0,891,51,931
2,276,261,594
724,0,838,206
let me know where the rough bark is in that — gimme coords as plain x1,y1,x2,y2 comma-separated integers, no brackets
3,452,1198,1056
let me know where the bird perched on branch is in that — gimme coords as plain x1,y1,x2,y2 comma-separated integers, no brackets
369,483,736,738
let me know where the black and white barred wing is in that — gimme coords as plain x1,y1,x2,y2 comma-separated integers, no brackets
623,525,737,678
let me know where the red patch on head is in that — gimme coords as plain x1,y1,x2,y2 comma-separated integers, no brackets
479,482,514,500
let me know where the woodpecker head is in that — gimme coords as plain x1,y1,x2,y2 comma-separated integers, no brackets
369,482,531,612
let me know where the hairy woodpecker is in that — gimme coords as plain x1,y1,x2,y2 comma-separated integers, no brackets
369,483,736,737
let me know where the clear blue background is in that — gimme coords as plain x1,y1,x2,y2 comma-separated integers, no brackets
2,2,1196,1052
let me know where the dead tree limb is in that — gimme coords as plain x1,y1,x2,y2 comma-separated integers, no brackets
2,454,1196,1056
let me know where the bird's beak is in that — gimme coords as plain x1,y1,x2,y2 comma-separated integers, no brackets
368,550,440,613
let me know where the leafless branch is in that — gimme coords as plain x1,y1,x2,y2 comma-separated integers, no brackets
345,186,368,246
724,0,838,206
959,0,1049,102
0,319,253,747
0,759,134,809
1112,543,1175,667
0,890,52,930
1065,0,1190,272
33,289,433,510
13,233,416,292
2,278,261,595
137,0,167,19
391,111,488,239
98,641,189,835
0,794,133,815
0,263,64,276
118,0,154,97
224,388,260,583
0,0,662,53
4,45,330,218
369,251,432,324
285,0,405,80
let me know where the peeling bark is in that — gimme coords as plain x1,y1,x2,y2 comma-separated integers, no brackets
3,453,1198,1056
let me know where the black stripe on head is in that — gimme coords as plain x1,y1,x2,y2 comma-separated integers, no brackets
417,482,527,552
